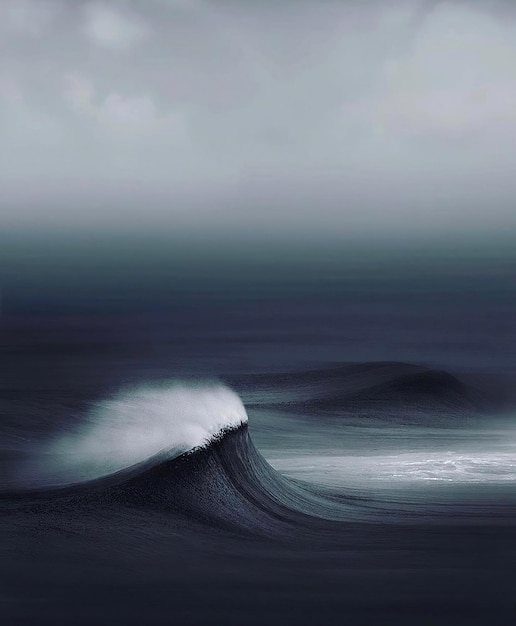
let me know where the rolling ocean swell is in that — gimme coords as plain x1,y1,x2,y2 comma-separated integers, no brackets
2,346,516,624
5,368,516,531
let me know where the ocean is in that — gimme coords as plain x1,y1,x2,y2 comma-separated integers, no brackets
1,260,516,625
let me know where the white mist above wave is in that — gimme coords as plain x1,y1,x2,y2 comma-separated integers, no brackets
26,382,248,487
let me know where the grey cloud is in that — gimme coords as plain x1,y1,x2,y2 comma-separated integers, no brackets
82,2,149,51
1,0,516,239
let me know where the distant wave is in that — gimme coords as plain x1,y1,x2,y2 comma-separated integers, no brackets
233,362,493,420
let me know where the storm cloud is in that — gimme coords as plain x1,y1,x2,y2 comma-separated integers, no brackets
1,0,516,239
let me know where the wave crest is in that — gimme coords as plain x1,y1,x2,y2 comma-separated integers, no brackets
28,381,248,486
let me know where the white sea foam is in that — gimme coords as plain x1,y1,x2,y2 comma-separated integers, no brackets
270,450,516,487
34,382,248,486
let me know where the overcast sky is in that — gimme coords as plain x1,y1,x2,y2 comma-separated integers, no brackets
1,0,516,241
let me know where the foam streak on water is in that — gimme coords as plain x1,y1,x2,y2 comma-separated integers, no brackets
270,449,516,488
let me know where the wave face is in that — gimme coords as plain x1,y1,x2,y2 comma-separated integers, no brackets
80,424,353,538
11,420,383,542
20,382,248,487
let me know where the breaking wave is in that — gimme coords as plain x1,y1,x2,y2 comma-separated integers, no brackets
20,382,248,487
5,367,516,540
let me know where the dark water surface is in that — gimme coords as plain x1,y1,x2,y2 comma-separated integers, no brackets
1,279,516,625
